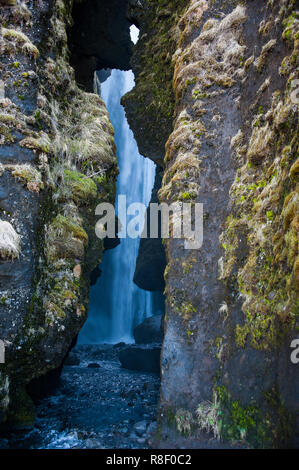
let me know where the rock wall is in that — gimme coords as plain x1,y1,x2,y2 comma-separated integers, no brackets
122,0,191,165
124,0,298,448
0,0,117,428
0,0,298,448
68,0,133,91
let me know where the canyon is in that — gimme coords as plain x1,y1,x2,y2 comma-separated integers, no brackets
0,0,298,449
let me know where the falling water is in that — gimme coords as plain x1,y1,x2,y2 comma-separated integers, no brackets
78,30,162,344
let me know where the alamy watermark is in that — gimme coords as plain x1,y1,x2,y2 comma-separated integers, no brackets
95,196,203,250
290,339,299,365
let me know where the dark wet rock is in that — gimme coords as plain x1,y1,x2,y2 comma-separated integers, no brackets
27,366,63,402
69,0,133,91
113,342,127,349
87,363,101,369
146,421,157,437
125,0,299,449
103,236,121,251
90,266,102,287
118,344,161,374
0,1,118,431
134,420,148,436
133,315,163,344
85,438,103,449
64,354,80,366
127,0,144,25
137,437,146,445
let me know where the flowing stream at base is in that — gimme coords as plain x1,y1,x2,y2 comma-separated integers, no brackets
79,68,162,344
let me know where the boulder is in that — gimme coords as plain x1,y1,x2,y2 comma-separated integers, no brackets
87,362,101,368
133,315,163,344
118,345,160,374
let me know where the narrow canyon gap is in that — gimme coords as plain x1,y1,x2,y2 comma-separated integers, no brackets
79,27,164,345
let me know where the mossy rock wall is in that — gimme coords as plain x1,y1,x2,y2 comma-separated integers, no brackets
125,0,298,448
0,0,117,428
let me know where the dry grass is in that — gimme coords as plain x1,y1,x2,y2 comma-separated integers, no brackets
196,396,221,440
0,220,21,260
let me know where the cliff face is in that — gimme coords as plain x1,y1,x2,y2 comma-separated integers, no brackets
122,0,191,165
124,0,298,448
0,0,298,448
68,0,133,91
0,0,117,428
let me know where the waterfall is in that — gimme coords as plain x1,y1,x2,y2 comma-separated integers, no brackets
78,65,159,344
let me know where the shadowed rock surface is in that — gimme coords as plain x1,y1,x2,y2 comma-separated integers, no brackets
133,315,163,345
118,345,161,374
68,0,133,91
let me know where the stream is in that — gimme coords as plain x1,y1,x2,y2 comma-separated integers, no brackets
0,345,160,449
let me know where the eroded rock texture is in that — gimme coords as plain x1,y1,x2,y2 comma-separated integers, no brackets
124,0,299,448
0,0,117,428
68,0,133,91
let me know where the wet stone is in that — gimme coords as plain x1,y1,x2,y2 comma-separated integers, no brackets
0,344,160,449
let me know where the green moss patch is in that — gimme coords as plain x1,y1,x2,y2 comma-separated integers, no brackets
64,169,97,204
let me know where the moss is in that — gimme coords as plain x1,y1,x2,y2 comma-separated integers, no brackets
0,114,15,124
254,39,277,71
2,27,29,43
1,27,39,59
18,136,50,153
0,0,119,430
49,214,88,245
175,408,194,436
61,290,77,300
196,397,221,440
289,159,299,180
282,12,299,41
63,169,97,204
215,386,270,447
0,220,21,260
180,191,196,201
219,18,299,350
6,387,35,430
12,164,43,192
22,42,39,59
46,302,66,320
